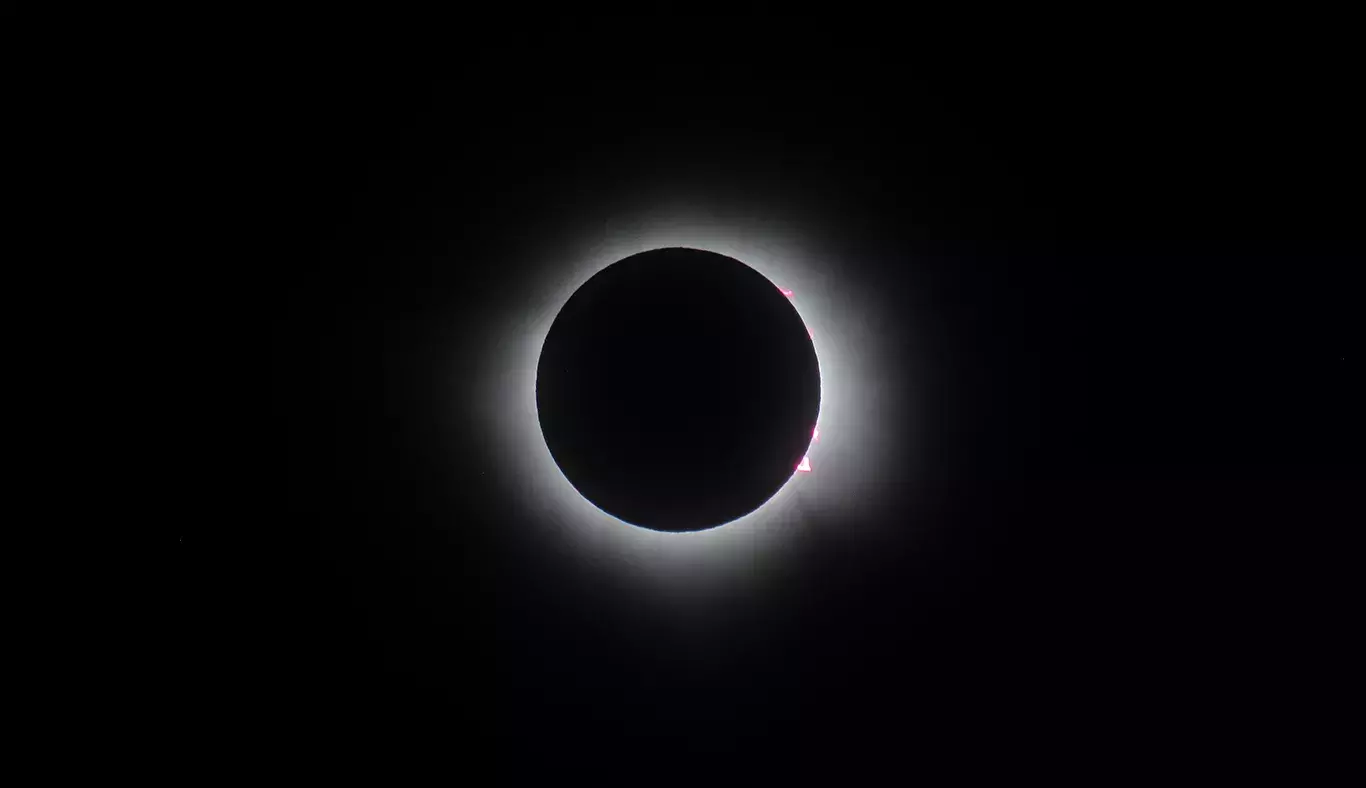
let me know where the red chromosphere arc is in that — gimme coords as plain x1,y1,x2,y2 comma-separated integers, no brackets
779,287,811,337
796,427,818,471
780,286,816,473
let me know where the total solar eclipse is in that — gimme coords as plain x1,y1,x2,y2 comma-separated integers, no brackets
535,247,821,532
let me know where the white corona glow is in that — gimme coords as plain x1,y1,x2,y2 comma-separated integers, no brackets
471,204,924,599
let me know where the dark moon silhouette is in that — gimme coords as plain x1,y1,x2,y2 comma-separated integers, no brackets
535,247,821,532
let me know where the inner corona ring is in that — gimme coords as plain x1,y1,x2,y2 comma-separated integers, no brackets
535,247,821,533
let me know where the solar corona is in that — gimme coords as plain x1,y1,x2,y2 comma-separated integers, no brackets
474,209,920,594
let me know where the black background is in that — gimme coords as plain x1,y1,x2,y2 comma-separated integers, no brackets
233,18,1361,778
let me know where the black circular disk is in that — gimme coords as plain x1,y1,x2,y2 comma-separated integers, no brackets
536,248,821,533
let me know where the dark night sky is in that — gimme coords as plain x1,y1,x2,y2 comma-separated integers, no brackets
214,20,1362,778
